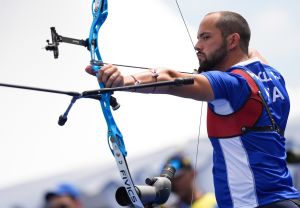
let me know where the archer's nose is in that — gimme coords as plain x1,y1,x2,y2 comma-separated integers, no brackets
194,39,204,53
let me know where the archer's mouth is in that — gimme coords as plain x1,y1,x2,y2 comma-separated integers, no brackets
197,52,206,62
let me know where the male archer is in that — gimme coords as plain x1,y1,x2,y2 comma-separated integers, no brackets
86,11,300,208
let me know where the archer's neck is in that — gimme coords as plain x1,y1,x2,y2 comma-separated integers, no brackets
217,50,249,72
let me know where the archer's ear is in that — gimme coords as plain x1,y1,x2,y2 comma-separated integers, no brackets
227,33,240,50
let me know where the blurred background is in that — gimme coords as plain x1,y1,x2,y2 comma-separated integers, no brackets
0,0,299,207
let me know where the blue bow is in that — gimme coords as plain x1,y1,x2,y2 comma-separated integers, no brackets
41,1,195,207
43,0,143,206
87,1,144,207
0,0,197,207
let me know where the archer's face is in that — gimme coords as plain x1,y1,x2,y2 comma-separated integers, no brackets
195,13,229,72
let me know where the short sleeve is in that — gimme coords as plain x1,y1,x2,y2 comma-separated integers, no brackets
202,71,251,111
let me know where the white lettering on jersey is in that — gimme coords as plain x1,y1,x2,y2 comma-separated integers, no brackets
273,86,284,102
258,72,272,82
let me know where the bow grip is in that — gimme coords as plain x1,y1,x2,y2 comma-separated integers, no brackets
90,63,120,111
91,64,101,74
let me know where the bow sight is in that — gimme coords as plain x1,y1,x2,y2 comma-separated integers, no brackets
44,27,120,112
45,27,89,59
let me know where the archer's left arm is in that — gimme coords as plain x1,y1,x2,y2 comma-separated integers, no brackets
85,64,214,101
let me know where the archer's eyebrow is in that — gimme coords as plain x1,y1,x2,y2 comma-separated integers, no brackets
197,32,211,39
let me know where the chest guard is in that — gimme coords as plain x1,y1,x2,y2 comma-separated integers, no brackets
207,69,263,138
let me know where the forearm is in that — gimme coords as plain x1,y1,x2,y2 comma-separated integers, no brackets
90,64,213,101
124,68,188,94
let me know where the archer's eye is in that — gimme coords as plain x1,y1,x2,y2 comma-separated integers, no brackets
201,35,210,41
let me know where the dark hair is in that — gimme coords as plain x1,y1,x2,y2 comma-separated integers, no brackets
208,11,251,53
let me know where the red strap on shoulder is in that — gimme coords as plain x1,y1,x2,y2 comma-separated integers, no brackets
207,69,263,138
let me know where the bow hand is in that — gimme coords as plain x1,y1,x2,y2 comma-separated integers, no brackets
86,64,125,88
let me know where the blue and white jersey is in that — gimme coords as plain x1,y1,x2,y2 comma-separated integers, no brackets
202,58,300,208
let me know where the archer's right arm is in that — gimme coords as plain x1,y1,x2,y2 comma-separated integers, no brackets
249,48,268,64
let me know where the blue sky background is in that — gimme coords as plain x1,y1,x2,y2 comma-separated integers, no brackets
0,0,299,189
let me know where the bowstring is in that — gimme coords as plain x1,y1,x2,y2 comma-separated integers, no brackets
174,0,204,207
174,0,196,54
192,101,204,205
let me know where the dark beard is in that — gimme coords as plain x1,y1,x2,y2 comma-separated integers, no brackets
197,40,228,73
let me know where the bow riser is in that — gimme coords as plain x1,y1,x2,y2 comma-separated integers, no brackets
89,1,144,207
